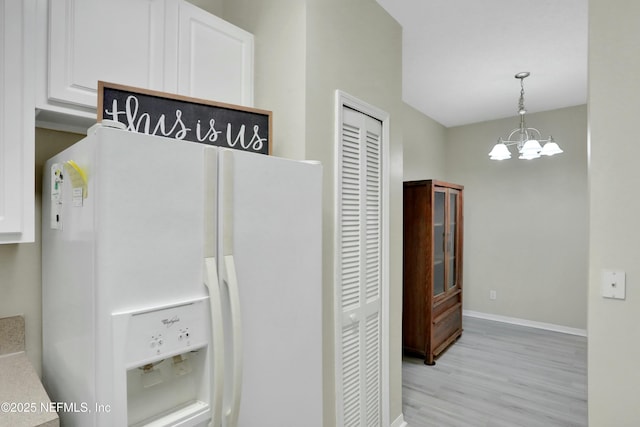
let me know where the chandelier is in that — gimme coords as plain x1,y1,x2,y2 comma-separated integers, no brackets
488,72,563,160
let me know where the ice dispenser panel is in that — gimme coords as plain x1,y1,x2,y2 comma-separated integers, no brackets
112,298,212,426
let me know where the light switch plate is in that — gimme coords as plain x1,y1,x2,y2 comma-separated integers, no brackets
602,270,626,300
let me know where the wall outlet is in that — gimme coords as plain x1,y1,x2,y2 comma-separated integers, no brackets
602,270,626,300
489,290,497,300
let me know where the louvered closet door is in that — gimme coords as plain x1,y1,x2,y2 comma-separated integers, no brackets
338,106,382,427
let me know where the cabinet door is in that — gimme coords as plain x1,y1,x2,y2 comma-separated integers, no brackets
46,0,167,110
177,1,253,106
0,0,35,243
446,189,461,291
432,189,446,297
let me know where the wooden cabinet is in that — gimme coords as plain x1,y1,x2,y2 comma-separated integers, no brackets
0,0,35,244
35,0,253,129
403,180,463,365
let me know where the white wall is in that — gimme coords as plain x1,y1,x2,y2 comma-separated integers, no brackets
223,1,404,425
588,0,640,423
402,102,447,181
445,105,588,329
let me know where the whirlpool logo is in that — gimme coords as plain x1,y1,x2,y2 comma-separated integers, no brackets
161,316,180,328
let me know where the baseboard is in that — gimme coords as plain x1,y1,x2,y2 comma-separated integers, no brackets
391,413,407,427
463,310,587,337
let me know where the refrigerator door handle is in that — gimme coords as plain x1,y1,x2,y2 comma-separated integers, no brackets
205,257,225,427
223,254,243,427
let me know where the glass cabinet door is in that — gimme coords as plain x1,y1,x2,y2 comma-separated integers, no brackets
433,190,446,296
447,191,459,290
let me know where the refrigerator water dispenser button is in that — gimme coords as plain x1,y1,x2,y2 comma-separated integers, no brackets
178,328,191,341
149,334,165,351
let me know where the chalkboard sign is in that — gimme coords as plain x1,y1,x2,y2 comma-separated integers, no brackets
97,81,272,155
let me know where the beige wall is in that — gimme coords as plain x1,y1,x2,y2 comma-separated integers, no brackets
219,0,307,160
588,0,640,423
402,102,447,181
445,106,588,329
305,2,403,424
224,1,404,425
402,102,588,330
0,129,83,374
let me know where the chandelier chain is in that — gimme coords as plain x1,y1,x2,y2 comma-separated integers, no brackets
518,76,526,114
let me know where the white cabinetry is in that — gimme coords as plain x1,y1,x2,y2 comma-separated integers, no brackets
0,0,35,244
43,0,168,115
36,0,253,130
177,1,253,105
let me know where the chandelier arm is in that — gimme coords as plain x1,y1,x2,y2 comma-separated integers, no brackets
502,128,550,144
526,128,544,140
504,128,525,142
527,127,541,138
501,141,519,147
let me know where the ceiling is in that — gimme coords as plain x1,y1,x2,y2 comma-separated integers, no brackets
375,0,588,128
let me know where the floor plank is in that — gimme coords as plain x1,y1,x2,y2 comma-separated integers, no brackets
402,316,587,427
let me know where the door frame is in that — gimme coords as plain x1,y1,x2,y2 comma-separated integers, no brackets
333,89,390,426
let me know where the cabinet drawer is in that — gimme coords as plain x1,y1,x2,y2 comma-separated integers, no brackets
433,290,461,319
432,303,461,354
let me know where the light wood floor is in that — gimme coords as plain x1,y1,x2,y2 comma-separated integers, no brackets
402,316,587,427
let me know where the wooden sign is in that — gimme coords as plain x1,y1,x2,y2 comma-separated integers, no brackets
97,81,272,155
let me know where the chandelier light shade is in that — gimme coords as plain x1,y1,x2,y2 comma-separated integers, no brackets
489,72,563,161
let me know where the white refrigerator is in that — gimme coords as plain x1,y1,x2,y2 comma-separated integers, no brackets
42,123,323,427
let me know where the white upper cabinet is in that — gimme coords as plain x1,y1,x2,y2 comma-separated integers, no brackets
176,1,253,106
36,0,254,126
44,0,167,113
0,0,35,243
